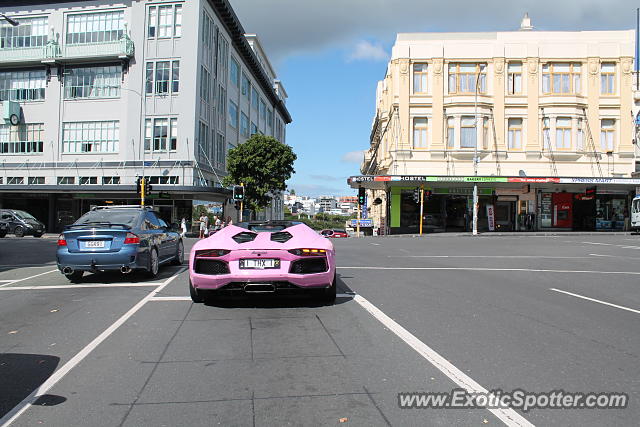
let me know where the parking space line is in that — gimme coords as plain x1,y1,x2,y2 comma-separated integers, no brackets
338,266,640,275
0,270,58,288
353,293,533,427
550,288,640,316
150,296,192,301
0,267,187,427
0,283,162,291
387,255,584,259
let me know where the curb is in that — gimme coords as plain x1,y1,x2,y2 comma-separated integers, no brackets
368,231,635,238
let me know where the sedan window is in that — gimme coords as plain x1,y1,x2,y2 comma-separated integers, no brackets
76,210,140,226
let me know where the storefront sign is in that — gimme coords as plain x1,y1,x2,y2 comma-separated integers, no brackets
486,205,495,231
350,175,640,185
575,194,595,201
350,219,373,227
497,196,518,202
432,187,493,195
540,193,553,227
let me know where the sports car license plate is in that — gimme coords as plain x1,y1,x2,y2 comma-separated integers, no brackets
85,240,105,248
240,258,280,269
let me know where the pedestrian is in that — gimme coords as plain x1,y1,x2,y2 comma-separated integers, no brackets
215,215,222,231
180,217,187,237
199,213,209,238
227,216,233,226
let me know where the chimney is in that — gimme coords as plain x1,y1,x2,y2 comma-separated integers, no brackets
520,12,533,31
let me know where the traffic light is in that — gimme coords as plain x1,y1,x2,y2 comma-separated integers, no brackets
145,180,153,196
233,185,245,201
412,188,420,203
425,190,432,200
136,177,142,194
358,187,365,205
234,201,241,210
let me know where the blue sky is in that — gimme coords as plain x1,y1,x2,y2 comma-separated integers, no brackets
233,0,638,196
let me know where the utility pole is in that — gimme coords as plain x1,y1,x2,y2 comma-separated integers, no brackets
472,64,485,236
419,184,424,236
141,178,145,206
356,203,361,237
240,182,244,222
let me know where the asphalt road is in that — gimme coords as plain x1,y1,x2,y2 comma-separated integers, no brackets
0,234,639,426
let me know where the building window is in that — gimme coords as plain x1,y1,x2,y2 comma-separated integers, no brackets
228,101,238,128
146,61,179,95
413,63,428,94
412,117,428,148
28,177,45,185
447,117,455,148
0,70,46,101
148,4,182,39
0,17,48,48
448,63,486,94
542,118,551,150
250,122,258,135
0,123,44,154
542,63,581,94
217,85,226,129
63,121,119,153
63,65,121,99
241,73,249,97
240,112,249,138
555,117,571,149
148,176,179,184
483,117,490,149
251,87,259,110
102,176,120,185
6,177,24,185
230,57,240,87
58,177,75,185
66,11,124,44
507,118,522,149
259,99,266,124
577,119,584,151
601,63,615,95
600,119,615,151
145,118,177,152
217,35,229,82
267,108,273,131
216,133,225,168
80,176,98,185
198,65,210,101
460,116,476,148
507,62,522,95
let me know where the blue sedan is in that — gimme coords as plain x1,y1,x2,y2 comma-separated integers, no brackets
57,206,183,282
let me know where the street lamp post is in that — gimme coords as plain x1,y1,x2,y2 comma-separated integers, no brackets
472,64,485,236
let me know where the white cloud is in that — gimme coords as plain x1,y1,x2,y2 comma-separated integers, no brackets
341,150,365,163
232,0,636,63
347,40,389,62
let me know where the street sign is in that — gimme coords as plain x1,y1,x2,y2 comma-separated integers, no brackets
350,219,373,227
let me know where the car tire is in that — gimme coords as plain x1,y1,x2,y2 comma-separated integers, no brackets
189,279,203,303
322,273,337,304
172,241,184,265
65,271,83,283
0,231,6,238
147,248,159,278
14,226,24,238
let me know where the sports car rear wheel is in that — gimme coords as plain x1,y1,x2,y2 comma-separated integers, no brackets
189,279,203,303
322,273,337,303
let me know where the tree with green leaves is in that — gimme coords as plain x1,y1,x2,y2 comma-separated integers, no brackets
223,134,297,213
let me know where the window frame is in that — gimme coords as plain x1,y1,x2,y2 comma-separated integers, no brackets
542,63,581,95
448,63,486,95
600,119,615,152
507,117,523,150
0,69,46,102
600,63,616,95
555,117,572,150
0,123,45,154
63,65,121,99
412,117,428,149
146,60,180,95
412,63,428,94
228,100,239,129
144,117,178,153
507,62,522,95
460,116,477,148
65,10,124,45
147,4,182,40
62,120,119,154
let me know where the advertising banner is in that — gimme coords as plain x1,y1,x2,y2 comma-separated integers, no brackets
486,204,495,231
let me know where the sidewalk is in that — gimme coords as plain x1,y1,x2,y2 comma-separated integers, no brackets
373,231,636,238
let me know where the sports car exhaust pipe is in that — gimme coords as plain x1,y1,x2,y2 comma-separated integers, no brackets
244,283,276,293
62,267,73,275
120,266,132,274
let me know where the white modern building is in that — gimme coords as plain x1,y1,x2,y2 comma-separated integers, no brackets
0,0,290,231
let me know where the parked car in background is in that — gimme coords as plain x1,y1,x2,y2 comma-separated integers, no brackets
57,205,183,282
0,220,8,238
0,209,45,237
320,229,349,238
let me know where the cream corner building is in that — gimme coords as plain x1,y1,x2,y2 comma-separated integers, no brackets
353,17,640,234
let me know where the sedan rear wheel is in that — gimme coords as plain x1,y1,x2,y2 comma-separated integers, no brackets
14,226,24,238
65,271,83,283
147,248,159,278
172,241,184,265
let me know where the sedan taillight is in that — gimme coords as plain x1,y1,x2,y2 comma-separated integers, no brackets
124,232,140,244
57,234,67,246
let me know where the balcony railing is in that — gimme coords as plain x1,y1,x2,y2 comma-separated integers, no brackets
0,33,134,66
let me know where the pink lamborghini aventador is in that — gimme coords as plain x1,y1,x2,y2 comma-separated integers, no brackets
188,221,336,303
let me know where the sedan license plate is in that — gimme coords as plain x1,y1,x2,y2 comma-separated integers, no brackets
85,240,105,248
240,258,280,269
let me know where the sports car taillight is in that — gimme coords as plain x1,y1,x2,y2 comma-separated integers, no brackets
124,233,140,244
288,249,326,256
57,234,67,246
195,249,230,257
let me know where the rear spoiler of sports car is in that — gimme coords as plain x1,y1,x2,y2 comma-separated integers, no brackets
64,222,132,230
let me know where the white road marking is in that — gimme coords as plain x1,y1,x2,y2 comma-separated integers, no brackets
0,268,187,427
588,253,640,260
354,293,533,427
581,242,615,246
0,283,162,291
0,280,14,283
150,296,192,301
0,270,58,288
370,243,380,246
338,266,640,275
0,264,56,268
550,288,640,315
387,255,584,259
